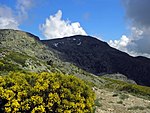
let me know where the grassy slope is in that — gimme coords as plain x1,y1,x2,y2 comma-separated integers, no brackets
101,77,150,100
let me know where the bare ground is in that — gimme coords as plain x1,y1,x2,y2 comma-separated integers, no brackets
94,87,150,113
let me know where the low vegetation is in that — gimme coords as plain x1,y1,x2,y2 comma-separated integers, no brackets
128,106,145,110
0,72,95,113
94,98,102,107
117,100,123,104
6,52,29,66
0,60,21,73
101,77,150,99
119,94,129,100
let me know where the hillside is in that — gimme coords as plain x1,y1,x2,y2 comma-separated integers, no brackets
0,29,104,86
42,35,150,86
1,29,150,113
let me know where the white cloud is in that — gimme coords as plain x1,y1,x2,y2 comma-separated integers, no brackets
40,10,87,39
0,0,34,29
0,17,19,29
0,6,19,29
0,6,14,18
109,35,130,51
16,0,34,22
108,28,150,58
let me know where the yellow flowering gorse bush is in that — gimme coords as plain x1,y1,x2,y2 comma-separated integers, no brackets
0,72,95,113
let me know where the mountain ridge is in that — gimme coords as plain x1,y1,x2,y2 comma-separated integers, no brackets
1,29,150,86
42,35,150,86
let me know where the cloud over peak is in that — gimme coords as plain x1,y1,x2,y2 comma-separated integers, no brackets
40,10,87,39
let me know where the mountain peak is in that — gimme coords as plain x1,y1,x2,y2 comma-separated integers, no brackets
43,35,109,50
42,35,150,86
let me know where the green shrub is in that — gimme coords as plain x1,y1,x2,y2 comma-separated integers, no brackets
94,98,102,107
128,106,145,110
119,94,129,100
0,72,95,113
112,93,118,97
6,52,29,66
0,60,21,73
117,101,123,104
146,105,150,109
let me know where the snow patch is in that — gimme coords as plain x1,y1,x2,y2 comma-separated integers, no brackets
53,42,65,47
77,42,81,45
54,43,59,47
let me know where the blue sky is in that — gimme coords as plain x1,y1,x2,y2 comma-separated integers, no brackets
1,0,150,58
40,0,127,41
0,0,127,41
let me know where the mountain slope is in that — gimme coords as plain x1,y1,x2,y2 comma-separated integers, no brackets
1,29,150,113
0,29,105,87
42,35,150,86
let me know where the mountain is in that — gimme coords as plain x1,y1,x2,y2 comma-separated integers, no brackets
0,29,104,86
1,29,150,113
42,35,150,86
